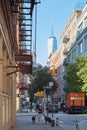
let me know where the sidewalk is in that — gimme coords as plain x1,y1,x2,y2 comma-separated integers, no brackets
10,112,66,130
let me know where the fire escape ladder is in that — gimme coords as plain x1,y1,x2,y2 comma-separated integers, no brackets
7,0,41,76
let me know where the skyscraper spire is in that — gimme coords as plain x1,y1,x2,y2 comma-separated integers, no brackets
51,24,53,36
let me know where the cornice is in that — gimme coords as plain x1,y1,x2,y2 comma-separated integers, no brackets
60,11,82,39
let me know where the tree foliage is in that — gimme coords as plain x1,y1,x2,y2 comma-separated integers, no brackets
76,56,87,92
29,64,58,102
64,56,87,93
64,62,83,93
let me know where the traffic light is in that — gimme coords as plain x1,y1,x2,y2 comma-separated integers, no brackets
55,69,57,73
50,68,57,76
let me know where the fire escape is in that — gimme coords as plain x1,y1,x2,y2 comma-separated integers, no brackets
9,0,40,75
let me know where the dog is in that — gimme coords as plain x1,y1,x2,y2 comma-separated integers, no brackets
56,118,59,126
32,116,36,124
44,115,52,124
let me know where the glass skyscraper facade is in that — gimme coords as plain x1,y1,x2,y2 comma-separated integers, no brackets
48,36,57,58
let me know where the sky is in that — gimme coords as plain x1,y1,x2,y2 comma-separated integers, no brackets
32,0,86,66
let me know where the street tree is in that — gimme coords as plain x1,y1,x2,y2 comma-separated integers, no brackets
63,62,83,93
76,56,87,92
28,64,58,102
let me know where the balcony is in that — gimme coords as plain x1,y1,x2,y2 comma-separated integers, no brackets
63,49,69,55
63,35,70,43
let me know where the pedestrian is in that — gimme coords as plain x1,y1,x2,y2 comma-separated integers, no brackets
51,118,55,127
44,115,48,124
38,104,43,121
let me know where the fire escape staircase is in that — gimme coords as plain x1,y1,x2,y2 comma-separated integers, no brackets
7,0,40,76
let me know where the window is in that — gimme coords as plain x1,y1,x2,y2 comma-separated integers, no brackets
84,16,87,28
78,22,83,34
72,49,76,62
78,40,83,55
84,36,87,51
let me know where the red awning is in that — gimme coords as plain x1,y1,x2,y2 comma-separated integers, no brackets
17,83,28,90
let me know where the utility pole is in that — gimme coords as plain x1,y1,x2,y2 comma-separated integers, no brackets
49,82,53,118
49,66,57,118
44,86,50,117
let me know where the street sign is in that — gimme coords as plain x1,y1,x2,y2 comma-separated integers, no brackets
49,82,53,86
36,91,44,98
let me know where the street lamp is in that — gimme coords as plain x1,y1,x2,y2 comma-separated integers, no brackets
43,87,46,115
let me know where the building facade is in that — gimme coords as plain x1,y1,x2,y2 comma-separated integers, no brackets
48,43,64,106
0,0,37,130
49,4,87,108
0,1,17,129
69,4,87,62
61,4,87,65
48,8,84,107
